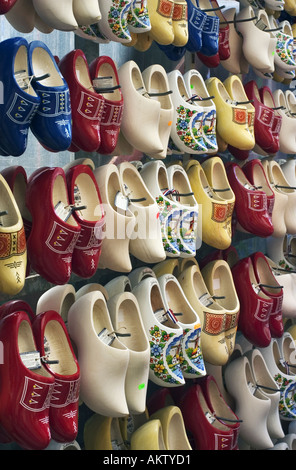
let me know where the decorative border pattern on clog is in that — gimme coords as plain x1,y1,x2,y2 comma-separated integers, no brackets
155,194,180,255
127,0,150,28
0,227,26,259
273,374,296,419
148,324,184,385
211,202,228,223
232,107,248,125
107,0,132,40
203,311,226,336
156,0,174,17
181,326,206,377
275,32,296,67
176,105,207,152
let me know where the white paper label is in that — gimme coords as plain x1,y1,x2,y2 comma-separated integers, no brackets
20,351,41,370
114,191,129,211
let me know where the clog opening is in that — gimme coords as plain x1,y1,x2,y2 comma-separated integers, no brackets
211,264,238,310
52,174,79,226
230,77,253,110
281,334,296,376
93,298,127,350
132,66,146,94
95,61,121,102
31,46,64,87
285,91,296,115
233,165,252,187
43,319,78,376
166,409,191,450
117,297,148,352
245,360,269,400
75,55,93,91
251,163,274,196
251,352,279,393
158,165,170,192
73,172,103,221
248,261,271,300
60,291,76,323
107,170,122,210
261,87,275,109
154,259,179,277
150,283,180,330
210,160,234,201
121,167,154,206
208,379,238,421
271,163,295,194
254,255,282,295
165,278,198,323
198,386,230,430
272,339,288,374
13,172,32,222
0,179,20,227
18,319,52,378
217,81,232,103
171,168,196,206
177,75,189,100
189,73,213,108
149,70,172,110
192,268,224,311
14,45,37,97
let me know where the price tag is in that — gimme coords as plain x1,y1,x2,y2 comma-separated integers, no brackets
115,191,129,211
20,351,42,370
54,201,73,222
98,327,116,346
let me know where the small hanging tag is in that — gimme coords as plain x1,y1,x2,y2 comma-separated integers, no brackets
20,351,42,370
199,292,213,307
247,381,257,395
154,308,168,324
54,201,73,222
93,76,114,93
205,411,216,424
204,185,214,198
98,327,116,346
115,191,129,211
251,283,261,295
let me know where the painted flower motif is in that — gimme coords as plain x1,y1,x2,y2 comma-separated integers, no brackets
151,344,162,357
178,120,188,130
154,364,165,374
184,135,192,143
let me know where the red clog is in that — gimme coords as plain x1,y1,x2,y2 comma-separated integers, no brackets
244,80,280,155
65,164,105,278
89,55,124,155
26,166,81,285
232,256,273,347
226,162,274,237
0,311,54,449
147,388,177,416
0,299,35,322
0,0,17,14
198,375,241,450
58,49,105,153
196,51,220,68
251,251,284,339
177,384,234,450
259,85,282,155
243,158,275,221
32,310,80,443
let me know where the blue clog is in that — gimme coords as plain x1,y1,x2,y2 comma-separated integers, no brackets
28,41,72,152
185,0,206,52
0,37,41,157
156,42,187,61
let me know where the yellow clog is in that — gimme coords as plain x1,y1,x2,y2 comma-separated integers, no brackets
178,263,230,365
223,74,255,149
185,159,230,250
172,0,188,47
153,258,180,277
201,259,240,357
84,414,127,450
149,406,192,450
130,419,167,450
205,76,255,150
147,0,174,45
202,156,235,243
